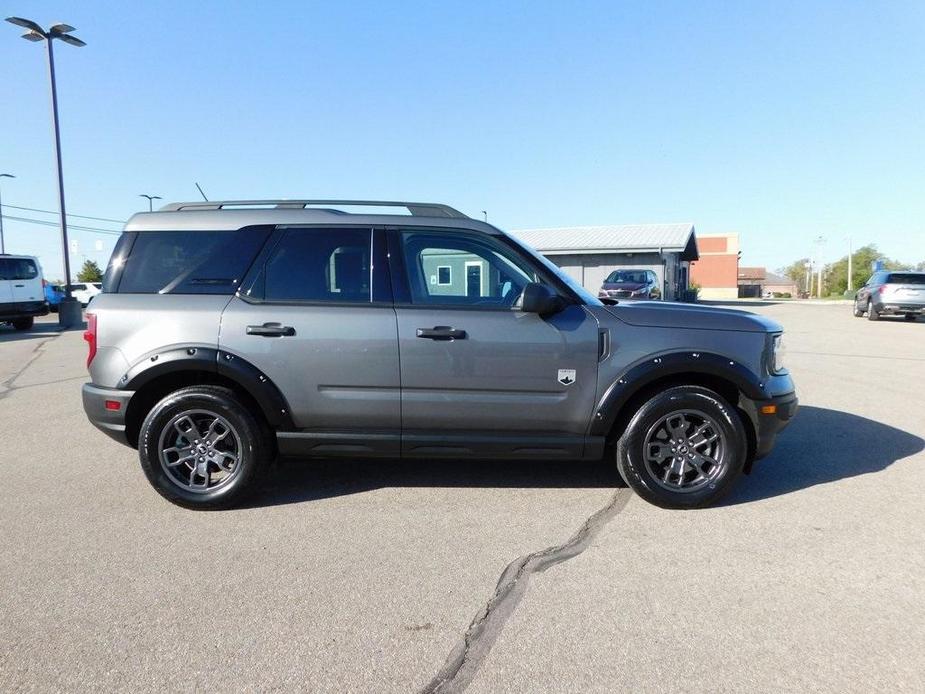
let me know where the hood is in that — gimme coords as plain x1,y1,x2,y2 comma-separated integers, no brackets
603,301,782,333
601,281,646,291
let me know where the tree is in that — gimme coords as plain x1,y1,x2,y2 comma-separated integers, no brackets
823,245,903,296
779,258,810,293
76,259,103,282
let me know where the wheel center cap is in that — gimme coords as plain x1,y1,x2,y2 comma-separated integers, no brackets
197,444,207,454
679,445,689,454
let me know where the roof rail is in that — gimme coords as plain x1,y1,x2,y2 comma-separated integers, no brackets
157,199,468,219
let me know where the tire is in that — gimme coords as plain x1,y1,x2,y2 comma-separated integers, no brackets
852,302,865,317
905,314,918,322
867,300,879,321
138,385,271,510
12,317,34,331
615,385,747,509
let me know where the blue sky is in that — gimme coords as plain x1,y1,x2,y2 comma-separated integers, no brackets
2,1,924,280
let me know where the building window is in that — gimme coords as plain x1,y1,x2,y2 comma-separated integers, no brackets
436,265,452,285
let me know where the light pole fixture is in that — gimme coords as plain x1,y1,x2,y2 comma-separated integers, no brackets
481,210,488,222
6,16,85,327
139,194,162,212
0,173,14,254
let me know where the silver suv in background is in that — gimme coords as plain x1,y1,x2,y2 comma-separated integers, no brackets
81,200,797,510
853,271,925,321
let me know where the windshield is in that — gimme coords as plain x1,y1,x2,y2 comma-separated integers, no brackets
605,270,648,284
513,239,603,306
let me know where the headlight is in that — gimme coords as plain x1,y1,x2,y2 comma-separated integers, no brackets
630,289,647,297
770,334,785,373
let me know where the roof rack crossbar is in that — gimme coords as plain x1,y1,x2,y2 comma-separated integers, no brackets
157,199,468,218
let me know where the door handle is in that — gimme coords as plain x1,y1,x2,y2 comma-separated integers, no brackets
416,326,467,341
14,284,24,288
246,322,295,337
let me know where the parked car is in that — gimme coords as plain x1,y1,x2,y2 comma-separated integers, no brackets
81,199,796,510
68,282,101,307
853,271,925,321
44,281,65,312
0,254,49,330
599,269,661,300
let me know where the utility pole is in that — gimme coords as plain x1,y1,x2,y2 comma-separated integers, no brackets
0,173,14,253
813,236,826,298
846,236,853,292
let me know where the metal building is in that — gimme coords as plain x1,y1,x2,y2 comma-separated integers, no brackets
512,223,699,301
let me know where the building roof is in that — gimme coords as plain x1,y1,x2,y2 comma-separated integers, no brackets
511,223,698,260
738,266,767,280
765,271,795,285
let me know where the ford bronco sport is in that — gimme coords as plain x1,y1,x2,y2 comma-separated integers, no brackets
81,200,797,510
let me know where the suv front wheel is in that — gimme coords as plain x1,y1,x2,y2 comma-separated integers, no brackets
615,385,747,509
138,386,271,509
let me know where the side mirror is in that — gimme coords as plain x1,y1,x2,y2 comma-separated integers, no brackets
518,282,565,316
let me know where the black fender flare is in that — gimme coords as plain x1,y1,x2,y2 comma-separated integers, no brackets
121,346,294,429
589,351,767,437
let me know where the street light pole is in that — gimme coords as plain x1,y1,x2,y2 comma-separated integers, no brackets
6,17,85,327
139,194,162,212
0,173,14,254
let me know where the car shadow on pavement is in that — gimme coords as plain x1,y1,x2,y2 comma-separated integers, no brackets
722,405,924,505
248,455,624,508
0,321,84,343
247,406,921,509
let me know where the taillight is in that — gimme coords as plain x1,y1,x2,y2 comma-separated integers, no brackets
83,313,97,368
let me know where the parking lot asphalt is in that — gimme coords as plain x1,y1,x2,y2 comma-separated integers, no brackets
1,303,923,693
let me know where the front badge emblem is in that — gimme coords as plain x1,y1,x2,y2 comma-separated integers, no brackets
557,369,576,386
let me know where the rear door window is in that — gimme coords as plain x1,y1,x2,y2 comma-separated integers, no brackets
257,228,372,303
116,227,271,294
0,257,38,280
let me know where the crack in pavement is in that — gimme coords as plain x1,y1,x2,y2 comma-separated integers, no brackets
420,487,632,694
0,333,64,401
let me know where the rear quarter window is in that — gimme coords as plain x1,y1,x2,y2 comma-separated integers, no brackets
115,227,271,294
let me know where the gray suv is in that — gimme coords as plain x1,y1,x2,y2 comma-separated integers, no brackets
81,200,797,510
853,271,925,321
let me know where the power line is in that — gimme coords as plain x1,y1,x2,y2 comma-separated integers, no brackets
2,214,122,235
1,203,126,225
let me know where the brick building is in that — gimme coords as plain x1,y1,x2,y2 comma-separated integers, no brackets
689,233,739,299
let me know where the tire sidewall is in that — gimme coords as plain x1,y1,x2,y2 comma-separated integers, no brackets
616,386,747,509
139,388,266,509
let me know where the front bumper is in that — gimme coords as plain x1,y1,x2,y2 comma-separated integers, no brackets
82,383,134,447
740,390,799,463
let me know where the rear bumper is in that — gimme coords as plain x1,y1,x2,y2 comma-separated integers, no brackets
873,301,925,315
82,383,134,447
0,301,49,321
740,390,799,462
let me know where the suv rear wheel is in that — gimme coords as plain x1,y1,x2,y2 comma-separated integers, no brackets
138,385,271,509
12,317,34,331
615,385,747,509
867,299,880,321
